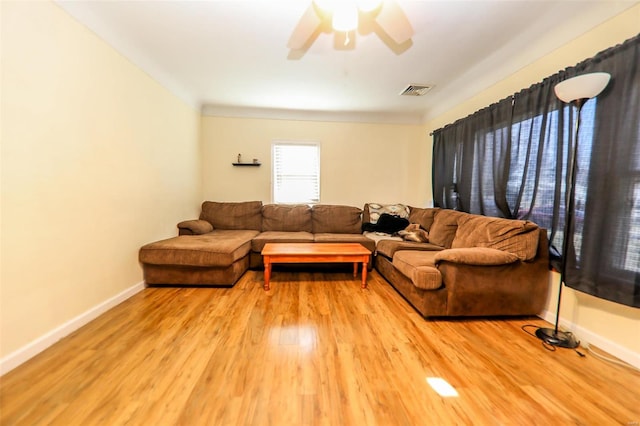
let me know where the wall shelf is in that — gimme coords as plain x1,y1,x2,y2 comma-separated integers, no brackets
232,162,261,167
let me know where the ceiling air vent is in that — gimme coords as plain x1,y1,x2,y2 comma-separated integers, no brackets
400,84,433,96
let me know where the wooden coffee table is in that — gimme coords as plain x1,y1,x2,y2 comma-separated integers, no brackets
261,243,372,291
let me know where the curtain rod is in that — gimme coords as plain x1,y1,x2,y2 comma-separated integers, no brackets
427,33,640,138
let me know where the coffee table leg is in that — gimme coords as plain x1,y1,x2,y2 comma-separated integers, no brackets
353,262,358,277
361,261,368,289
264,257,271,291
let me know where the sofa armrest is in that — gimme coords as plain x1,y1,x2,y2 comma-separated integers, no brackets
434,247,518,266
177,219,213,235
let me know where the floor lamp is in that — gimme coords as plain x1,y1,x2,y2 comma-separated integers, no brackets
535,72,611,349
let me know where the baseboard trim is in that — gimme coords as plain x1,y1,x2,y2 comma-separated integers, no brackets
538,309,640,369
0,281,145,376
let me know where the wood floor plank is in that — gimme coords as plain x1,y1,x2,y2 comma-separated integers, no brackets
1,270,639,425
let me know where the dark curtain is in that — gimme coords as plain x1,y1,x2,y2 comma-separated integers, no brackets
508,75,574,269
432,34,640,308
432,126,460,210
433,97,513,216
567,36,640,306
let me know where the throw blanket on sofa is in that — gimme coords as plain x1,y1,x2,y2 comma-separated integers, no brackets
362,213,410,234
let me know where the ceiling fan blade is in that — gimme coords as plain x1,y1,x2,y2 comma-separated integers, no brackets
375,0,414,45
372,27,413,55
287,5,323,50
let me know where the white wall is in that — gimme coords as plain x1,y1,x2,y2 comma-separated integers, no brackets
0,1,202,363
424,5,640,366
201,116,429,209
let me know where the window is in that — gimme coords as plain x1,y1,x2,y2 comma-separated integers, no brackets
272,142,320,204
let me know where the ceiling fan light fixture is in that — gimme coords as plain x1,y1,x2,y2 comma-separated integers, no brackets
332,2,359,32
356,0,383,13
289,0,413,55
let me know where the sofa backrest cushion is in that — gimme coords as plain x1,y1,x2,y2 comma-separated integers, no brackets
312,205,362,234
200,201,263,231
408,207,439,231
262,204,312,232
451,214,539,261
428,209,467,248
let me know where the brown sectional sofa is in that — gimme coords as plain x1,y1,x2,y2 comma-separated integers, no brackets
139,201,374,286
138,201,550,318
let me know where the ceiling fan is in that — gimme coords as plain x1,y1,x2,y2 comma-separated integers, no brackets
287,0,414,57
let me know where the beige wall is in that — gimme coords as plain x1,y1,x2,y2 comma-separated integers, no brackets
1,2,201,358
424,5,640,359
201,116,429,209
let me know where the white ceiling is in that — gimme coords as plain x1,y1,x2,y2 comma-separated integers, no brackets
56,0,637,124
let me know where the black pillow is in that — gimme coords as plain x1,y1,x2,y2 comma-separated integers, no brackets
363,213,409,234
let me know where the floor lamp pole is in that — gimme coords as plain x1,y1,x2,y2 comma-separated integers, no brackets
535,99,584,348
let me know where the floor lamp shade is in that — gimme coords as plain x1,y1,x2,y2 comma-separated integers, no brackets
554,72,611,103
535,72,610,349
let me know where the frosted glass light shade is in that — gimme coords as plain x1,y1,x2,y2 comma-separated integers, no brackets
554,72,611,103
332,2,359,32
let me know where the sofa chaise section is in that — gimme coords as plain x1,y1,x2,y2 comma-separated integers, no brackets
140,230,259,285
139,201,263,286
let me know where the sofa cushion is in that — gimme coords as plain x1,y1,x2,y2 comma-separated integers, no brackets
434,247,519,265
392,251,442,290
366,203,410,224
451,214,539,261
177,219,214,235
251,231,314,252
408,207,439,231
200,201,263,231
313,233,376,252
428,209,467,248
262,204,312,232
312,205,362,234
362,231,403,246
376,240,443,259
139,230,259,267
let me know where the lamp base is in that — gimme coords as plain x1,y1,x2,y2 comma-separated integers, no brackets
535,327,579,349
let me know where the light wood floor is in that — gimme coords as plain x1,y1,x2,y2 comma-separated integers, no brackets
1,270,639,425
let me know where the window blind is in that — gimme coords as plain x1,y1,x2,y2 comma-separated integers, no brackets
272,142,320,204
